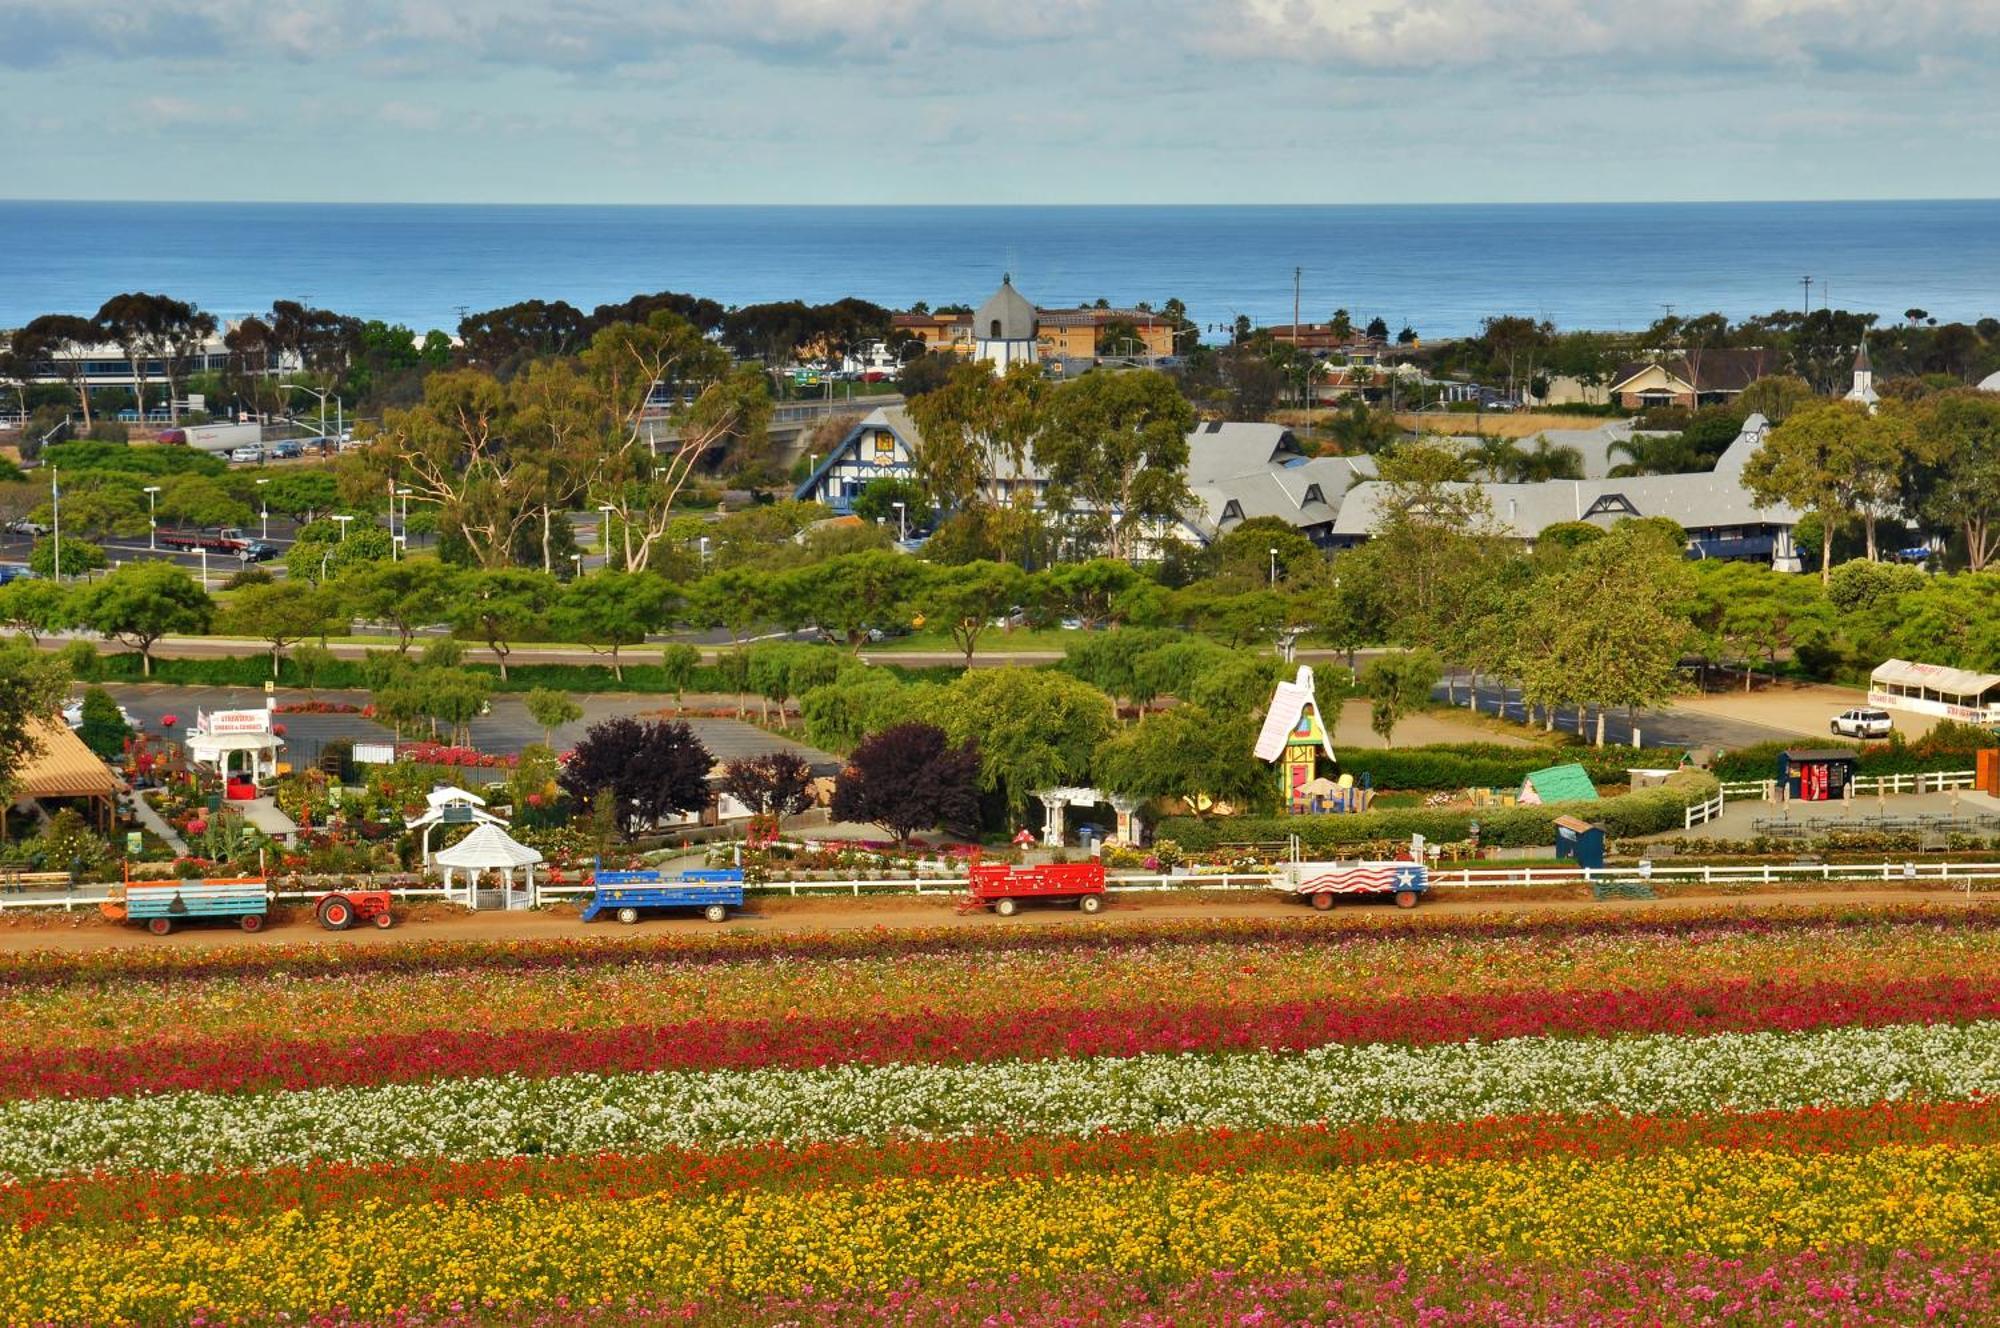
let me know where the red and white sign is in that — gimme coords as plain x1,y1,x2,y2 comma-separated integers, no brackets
203,708,273,735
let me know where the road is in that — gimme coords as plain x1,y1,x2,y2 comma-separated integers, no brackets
1437,675,1816,752
0,885,1978,954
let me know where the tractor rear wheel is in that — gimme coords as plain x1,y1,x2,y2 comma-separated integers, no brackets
1077,894,1103,914
994,897,1019,917
616,906,640,925
703,903,728,923
146,917,174,936
318,897,354,931
1309,892,1334,912
239,913,264,933
1394,889,1419,910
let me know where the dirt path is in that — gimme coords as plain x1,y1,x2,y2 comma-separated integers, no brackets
0,885,1984,955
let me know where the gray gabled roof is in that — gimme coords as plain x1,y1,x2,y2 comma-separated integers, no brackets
1185,422,1304,486
1185,455,1373,537
1331,417,1794,538
975,276,1038,342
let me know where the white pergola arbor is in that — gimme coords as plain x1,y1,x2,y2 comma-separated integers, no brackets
1033,786,1145,848
432,822,545,910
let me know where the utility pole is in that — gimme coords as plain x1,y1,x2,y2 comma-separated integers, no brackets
1801,276,1813,317
50,466,59,581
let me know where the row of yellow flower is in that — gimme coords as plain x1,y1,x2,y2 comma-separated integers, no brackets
7,1144,1995,1324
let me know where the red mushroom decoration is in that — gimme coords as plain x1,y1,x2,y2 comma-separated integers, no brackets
160,714,177,728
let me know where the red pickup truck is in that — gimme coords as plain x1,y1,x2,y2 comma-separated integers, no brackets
157,527,279,561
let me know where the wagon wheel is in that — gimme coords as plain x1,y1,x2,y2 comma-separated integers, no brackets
1394,889,1419,910
373,910,394,930
616,906,640,925
703,903,728,924
318,897,354,931
1309,892,1334,912
239,913,265,933
994,897,1019,917
1077,894,1103,914
146,916,174,937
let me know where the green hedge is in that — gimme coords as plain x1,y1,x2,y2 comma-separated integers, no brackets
1157,770,1719,851
1334,744,1688,792
1711,725,1995,781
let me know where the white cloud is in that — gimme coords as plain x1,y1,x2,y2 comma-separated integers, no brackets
0,0,1108,70
1205,0,2000,72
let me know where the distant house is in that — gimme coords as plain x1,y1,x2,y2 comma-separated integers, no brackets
794,411,1369,547
1607,349,1781,410
1330,415,1805,569
890,277,1179,366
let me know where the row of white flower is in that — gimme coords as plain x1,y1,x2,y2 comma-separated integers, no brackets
7,1020,1998,1181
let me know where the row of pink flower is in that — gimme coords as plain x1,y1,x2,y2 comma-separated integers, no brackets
10,973,1996,1100
257,1248,2000,1327
4,907,1988,992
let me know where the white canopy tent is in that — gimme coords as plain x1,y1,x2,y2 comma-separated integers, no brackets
1869,658,2000,723
432,822,545,911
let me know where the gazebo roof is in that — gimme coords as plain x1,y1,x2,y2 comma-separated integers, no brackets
426,785,488,809
432,822,543,870
13,717,118,799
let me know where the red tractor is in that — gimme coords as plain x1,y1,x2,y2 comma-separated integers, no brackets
312,890,396,930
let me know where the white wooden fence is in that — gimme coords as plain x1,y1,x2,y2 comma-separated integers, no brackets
11,861,1998,914
1685,790,1726,829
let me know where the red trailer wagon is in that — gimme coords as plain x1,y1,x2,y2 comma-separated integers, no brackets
959,859,1106,916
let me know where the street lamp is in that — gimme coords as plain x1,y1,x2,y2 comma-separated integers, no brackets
281,381,342,443
395,487,412,555
597,504,616,558
143,485,161,552
1269,547,1279,586
331,514,353,542
254,478,269,541
892,500,906,543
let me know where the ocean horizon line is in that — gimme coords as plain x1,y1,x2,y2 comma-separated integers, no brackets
4,196,1998,211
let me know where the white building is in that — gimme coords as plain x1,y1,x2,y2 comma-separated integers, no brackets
972,276,1039,371
1844,341,1880,413
1868,659,2000,724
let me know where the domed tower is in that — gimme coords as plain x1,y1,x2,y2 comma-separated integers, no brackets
973,274,1038,370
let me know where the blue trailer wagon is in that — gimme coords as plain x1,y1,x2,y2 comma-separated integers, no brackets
582,868,745,925
106,877,271,935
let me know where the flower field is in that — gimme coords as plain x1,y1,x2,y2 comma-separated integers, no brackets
6,904,2000,1324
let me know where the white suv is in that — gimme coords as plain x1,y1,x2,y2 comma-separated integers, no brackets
1831,708,1893,739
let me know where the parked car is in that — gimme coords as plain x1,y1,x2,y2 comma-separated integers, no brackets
5,519,48,536
267,439,305,459
228,445,266,463
0,564,34,585
1831,708,1894,739
63,698,140,731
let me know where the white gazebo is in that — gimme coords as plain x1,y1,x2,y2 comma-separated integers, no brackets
432,822,545,911
406,786,511,865
185,707,285,785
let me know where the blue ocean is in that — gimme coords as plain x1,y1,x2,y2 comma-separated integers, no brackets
4,199,1996,339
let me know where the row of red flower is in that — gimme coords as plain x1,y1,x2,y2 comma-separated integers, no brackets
2,904,1987,990
10,1099,1997,1234
10,973,1995,1101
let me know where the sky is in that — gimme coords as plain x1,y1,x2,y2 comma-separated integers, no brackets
2,0,1998,204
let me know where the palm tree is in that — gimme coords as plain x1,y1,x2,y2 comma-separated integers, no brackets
1515,435,1585,482
1466,434,1523,481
